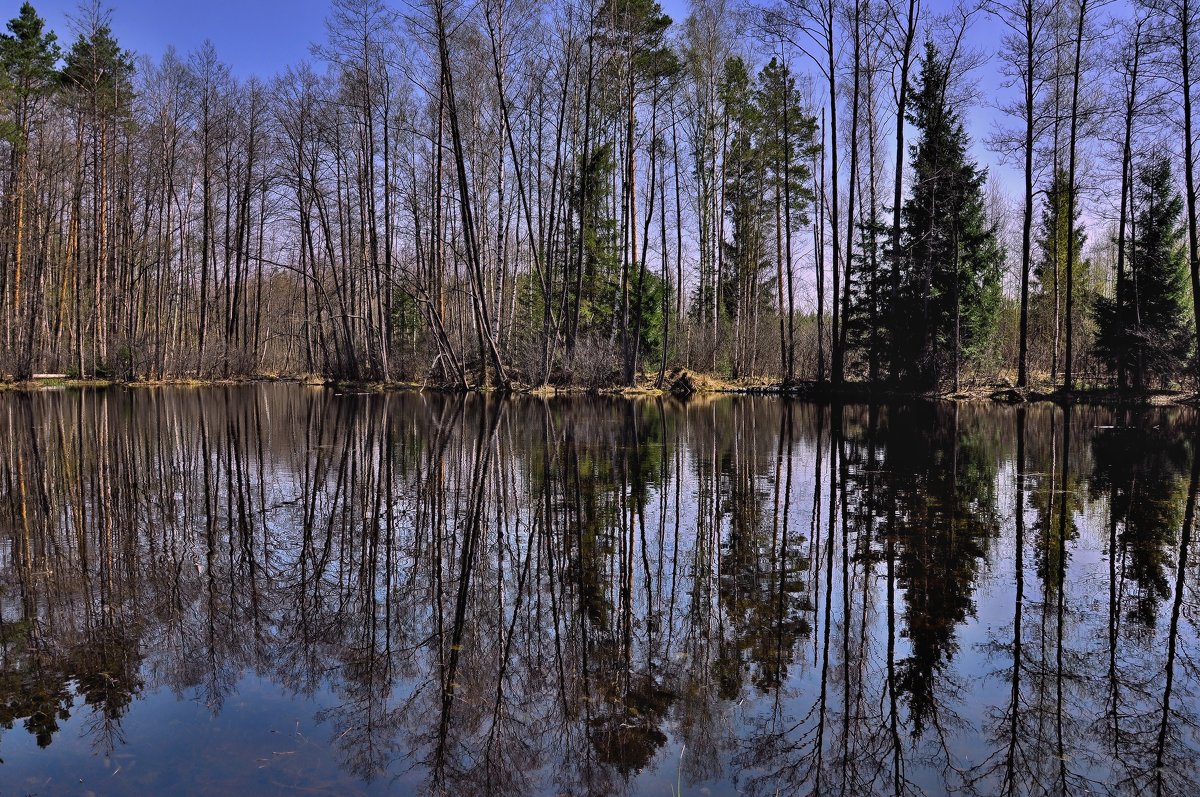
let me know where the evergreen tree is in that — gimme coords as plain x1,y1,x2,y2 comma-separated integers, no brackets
1094,157,1194,388
755,58,817,213
0,3,60,144
889,41,1003,389
721,58,763,318
61,16,133,117
593,0,673,82
570,142,621,335
593,0,674,385
755,57,818,382
60,13,134,376
1033,168,1088,381
1,2,60,378
845,213,891,381
719,56,768,378
561,141,665,372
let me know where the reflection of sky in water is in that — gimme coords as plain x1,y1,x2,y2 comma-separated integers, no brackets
1,674,401,795
0,386,1198,796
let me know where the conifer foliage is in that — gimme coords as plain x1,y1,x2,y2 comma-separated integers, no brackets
852,41,1003,390
1094,158,1195,388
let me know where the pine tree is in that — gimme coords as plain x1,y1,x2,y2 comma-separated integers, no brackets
755,57,818,382
60,12,133,376
889,40,1003,389
1094,157,1194,389
61,17,132,117
0,4,59,140
1,2,60,378
720,57,761,372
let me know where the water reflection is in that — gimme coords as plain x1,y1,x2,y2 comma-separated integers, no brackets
0,387,1198,795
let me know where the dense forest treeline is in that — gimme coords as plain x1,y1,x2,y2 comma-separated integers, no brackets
0,0,1198,390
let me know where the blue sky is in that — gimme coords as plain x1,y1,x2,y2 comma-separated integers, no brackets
19,0,1017,206
25,0,330,76
22,0,744,76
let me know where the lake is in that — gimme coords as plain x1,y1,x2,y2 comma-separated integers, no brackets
0,385,1197,796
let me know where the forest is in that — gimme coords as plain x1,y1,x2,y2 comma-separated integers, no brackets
0,0,1198,392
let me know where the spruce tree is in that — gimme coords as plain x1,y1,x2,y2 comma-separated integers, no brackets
563,141,666,375
1033,168,1087,382
845,214,891,381
1094,157,1194,388
889,40,1003,389
569,142,621,334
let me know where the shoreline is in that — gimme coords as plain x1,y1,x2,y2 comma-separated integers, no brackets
1,372,1196,407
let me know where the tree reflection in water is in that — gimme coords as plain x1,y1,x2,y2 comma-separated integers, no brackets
0,385,1197,795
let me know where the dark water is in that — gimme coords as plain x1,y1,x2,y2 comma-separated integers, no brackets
0,386,1198,796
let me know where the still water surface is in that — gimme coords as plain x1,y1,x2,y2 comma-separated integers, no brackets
0,385,1198,796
